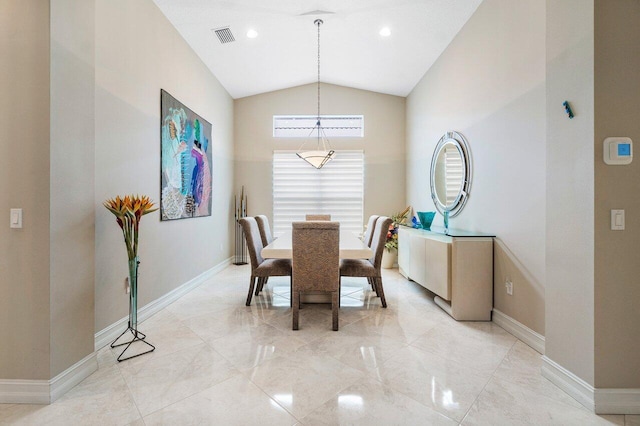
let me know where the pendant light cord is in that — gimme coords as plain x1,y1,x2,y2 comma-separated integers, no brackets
316,19,322,121
315,19,323,149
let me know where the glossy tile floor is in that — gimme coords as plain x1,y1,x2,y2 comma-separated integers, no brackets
1,266,637,425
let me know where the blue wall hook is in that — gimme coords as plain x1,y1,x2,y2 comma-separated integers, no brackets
563,101,574,119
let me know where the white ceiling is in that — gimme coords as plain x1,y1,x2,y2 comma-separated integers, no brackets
153,0,483,99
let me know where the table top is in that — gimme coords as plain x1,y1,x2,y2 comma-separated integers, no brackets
261,230,373,260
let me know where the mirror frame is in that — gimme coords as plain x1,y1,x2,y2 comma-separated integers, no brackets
429,131,472,218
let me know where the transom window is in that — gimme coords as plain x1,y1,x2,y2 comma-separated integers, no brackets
272,150,364,236
273,115,364,138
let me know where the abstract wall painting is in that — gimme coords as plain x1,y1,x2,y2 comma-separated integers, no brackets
160,89,212,220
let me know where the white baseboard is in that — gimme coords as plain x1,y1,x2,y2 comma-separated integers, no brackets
50,352,98,403
542,355,595,411
0,380,50,404
543,355,640,414
95,257,233,350
492,309,545,354
595,388,640,414
0,351,97,404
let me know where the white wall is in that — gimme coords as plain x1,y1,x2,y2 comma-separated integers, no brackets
406,0,546,334
234,83,406,226
545,0,595,385
94,0,234,332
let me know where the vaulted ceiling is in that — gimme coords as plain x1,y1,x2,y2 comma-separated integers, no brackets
153,0,483,99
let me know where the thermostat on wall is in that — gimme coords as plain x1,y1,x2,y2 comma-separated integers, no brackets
604,137,632,165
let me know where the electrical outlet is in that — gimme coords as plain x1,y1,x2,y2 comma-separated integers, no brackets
505,280,513,296
125,276,130,294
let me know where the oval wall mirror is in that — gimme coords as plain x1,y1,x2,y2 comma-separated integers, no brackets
430,131,472,218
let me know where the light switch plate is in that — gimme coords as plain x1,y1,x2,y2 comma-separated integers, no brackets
611,209,625,231
10,208,22,229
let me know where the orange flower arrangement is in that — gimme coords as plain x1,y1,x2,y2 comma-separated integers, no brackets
104,195,158,260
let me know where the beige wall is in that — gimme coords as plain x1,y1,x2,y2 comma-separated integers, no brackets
234,83,406,226
545,0,595,385
0,0,52,380
49,0,96,377
594,0,640,388
94,0,234,332
406,0,546,335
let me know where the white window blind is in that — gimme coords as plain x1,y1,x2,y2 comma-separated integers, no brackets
272,150,364,236
445,146,463,205
273,115,364,138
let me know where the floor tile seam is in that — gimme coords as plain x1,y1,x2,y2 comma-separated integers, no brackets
489,372,592,414
240,370,303,424
456,373,498,425
375,374,466,423
399,342,496,381
137,373,251,423
295,373,370,424
338,317,388,343
113,353,146,424
457,338,519,423
138,368,245,419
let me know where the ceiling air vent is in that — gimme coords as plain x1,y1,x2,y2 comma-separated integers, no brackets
212,27,235,44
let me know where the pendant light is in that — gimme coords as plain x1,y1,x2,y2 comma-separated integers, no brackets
297,19,335,169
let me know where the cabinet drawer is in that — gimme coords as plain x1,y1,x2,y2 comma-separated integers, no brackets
424,238,451,300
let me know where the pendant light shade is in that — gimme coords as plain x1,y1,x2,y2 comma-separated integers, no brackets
297,149,335,169
297,19,334,169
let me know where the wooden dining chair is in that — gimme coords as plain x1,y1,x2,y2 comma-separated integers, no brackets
255,214,274,247
340,216,393,308
305,214,331,221
239,217,292,306
292,221,340,331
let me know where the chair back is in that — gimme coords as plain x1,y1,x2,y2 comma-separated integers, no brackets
292,221,340,292
255,215,274,247
370,216,393,268
363,215,380,247
305,214,331,221
238,217,264,270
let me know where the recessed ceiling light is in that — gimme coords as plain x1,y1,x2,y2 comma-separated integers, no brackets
380,27,391,37
247,29,258,39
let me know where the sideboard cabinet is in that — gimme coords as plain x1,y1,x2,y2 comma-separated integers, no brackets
398,226,493,321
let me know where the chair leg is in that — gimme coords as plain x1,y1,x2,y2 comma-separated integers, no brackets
367,277,375,291
332,291,339,331
292,291,300,330
246,276,256,306
376,277,387,308
255,277,266,296
372,277,380,297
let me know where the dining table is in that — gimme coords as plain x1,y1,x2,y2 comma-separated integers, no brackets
261,230,373,260
261,230,373,304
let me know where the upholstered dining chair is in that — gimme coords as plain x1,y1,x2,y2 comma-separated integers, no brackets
255,214,274,247
305,214,331,221
239,217,291,306
361,214,380,291
340,216,393,308
292,221,340,331
362,215,380,247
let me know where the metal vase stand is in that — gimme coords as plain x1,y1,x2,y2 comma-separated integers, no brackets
234,186,248,265
110,257,155,362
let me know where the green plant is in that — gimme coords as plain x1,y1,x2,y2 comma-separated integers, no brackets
385,206,411,251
